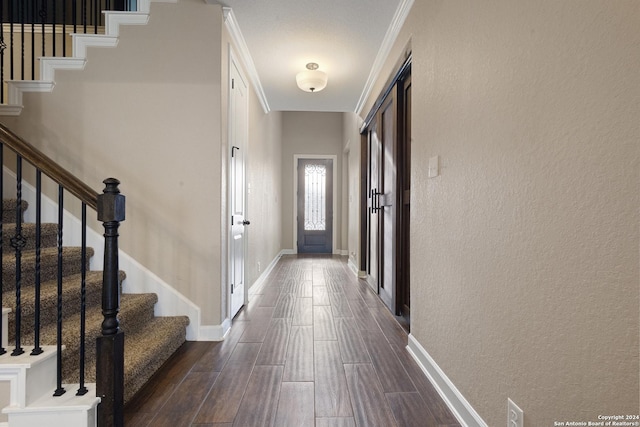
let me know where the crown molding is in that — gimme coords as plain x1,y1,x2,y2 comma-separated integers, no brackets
354,0,414,115
223,7,270,114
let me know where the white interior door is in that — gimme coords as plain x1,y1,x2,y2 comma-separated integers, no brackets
229,55,248,319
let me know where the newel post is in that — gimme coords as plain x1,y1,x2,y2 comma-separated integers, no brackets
96,178,125,427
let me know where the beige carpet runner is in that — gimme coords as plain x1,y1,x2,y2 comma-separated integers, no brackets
1,199,189,402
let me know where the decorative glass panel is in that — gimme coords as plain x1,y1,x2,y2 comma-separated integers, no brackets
304,164,326,231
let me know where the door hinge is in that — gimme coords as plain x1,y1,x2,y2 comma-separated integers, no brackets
232,78,235,89
231,283,234,293
231,216,234,225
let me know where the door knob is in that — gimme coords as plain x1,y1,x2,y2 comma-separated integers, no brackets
242,220,251,225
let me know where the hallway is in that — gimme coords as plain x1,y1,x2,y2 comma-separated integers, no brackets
124,255,460,426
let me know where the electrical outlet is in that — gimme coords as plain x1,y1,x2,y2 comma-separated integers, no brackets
508,398,523,427
257,262,261,273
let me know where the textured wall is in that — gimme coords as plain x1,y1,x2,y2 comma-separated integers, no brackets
281,112,345,252
356,0,639,425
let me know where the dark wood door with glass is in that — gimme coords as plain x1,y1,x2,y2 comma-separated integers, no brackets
297,158,333,253
362,56,411,327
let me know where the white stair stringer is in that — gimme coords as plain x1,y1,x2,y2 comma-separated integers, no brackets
0,347,58,410
0,346,99,427
71,34,120,59
3,384,99,427
105,11,150,36
0,0,164,117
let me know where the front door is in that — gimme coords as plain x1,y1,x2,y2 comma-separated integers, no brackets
229,56,248,319
297,158,333,253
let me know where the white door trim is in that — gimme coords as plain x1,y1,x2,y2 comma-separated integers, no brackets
227,45,249,320
293,154,338,254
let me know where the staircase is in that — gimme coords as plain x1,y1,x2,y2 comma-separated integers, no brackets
0,196,189,425
0,2,191,423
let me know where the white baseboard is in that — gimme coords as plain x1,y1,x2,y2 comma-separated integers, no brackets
347,258,357,275
198,318,231,341
248,250,285,297
406,334,487,427
280,249,296,255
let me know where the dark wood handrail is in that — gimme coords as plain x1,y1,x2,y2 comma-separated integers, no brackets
0,123,99,210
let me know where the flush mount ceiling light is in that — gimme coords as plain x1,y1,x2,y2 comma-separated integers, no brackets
296,62,328,93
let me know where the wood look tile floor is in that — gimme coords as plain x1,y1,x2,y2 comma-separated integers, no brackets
124,255,461,427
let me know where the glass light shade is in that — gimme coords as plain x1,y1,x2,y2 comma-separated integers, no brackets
296,69,328,93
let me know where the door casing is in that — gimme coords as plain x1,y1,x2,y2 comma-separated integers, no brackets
292,154,338,254
227,47,249,320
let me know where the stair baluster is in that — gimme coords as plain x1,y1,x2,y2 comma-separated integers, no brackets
78,202,88,395
11,156,24,356
30,169,43,356
54,184,65,396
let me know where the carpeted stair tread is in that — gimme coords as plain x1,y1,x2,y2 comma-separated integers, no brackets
1,222,58,253
2,246,94,292
2,199,28,224
1,198,190,404
17,292,158,381
5,270,126,342
80,315,190,403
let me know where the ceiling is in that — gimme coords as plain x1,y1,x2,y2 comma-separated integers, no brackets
215,0,407,113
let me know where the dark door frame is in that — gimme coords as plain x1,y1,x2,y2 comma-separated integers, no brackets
360,53,412,324
293,154,338,254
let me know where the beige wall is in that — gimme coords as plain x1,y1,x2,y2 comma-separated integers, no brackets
351,0,639,425
343,112,363,270
281,111,345,253
1,0,227,325
246,103,283,288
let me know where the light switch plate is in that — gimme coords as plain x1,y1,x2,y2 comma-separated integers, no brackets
428,155,439,178
507,398,523,427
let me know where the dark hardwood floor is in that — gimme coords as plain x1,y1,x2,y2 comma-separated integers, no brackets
124,255,461,427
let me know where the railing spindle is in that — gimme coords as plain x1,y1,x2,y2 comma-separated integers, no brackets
40,0,46,57
83,0,87,34
31,170,43,355
93,0,98,34
9,0,13,80
52,0,56,57
77,202,88,396
63,0,67,57
11,156,25,356
20,0,24,80
53,184,65,396
73,0,77,37
31,0,35,80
